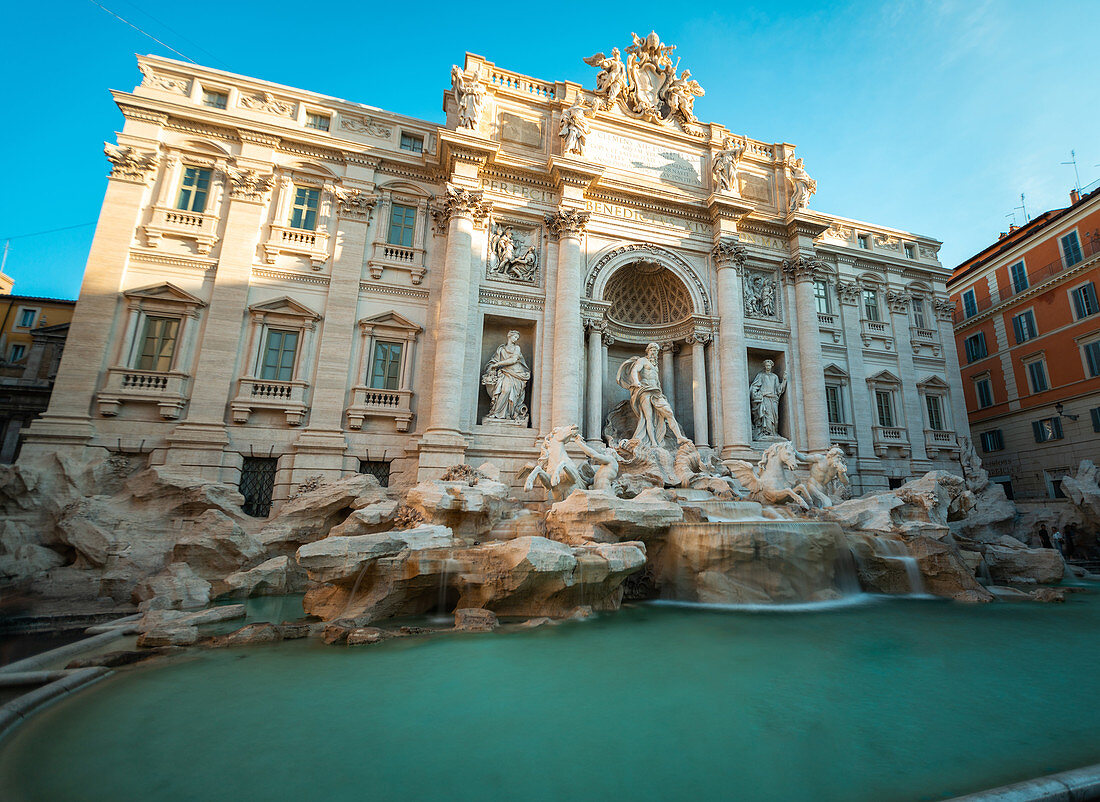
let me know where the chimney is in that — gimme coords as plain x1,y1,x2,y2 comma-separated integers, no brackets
998,232,1008,240
1071,188,1081,204
1008,224,1018,233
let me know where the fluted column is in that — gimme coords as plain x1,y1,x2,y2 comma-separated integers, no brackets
660,343,676,412
712,240,751,457
547,207,590,429
783,255,830,452
585,320,604,443
688,333,710,446
425,185,490,438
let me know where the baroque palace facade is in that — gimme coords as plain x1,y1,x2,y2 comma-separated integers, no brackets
24,36,968,510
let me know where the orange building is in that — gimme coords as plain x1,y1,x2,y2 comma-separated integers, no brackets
948,185,1100,500
0,295,76,376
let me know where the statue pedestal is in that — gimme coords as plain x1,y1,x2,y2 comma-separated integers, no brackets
480,416,530,430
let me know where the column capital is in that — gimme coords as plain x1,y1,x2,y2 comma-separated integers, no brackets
546,206,590,238
834,279,862,305
932,297,956,321
583,317,607,333
104,143,158,184
333,187,378,220
886,290,911,314
711,239,747,271
430,183,492,229
686,330,713,346
781,254,826,284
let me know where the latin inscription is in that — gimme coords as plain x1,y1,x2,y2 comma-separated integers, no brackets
740,232,787,252
480,178,555,204
584,200,710,234
586,130,705,187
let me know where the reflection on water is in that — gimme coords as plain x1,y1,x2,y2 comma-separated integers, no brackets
2,593,1099,802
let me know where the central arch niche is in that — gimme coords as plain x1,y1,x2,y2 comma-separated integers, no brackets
603,262,694,329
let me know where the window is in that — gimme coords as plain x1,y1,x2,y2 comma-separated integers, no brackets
1032,417,1063,443
289,186,320,231
387,203,416,248
1009,261,1028,293
176,166,211,213
400,133,424,153
1071,282,1099,319
1012,310,1037,344
135,316,179,372
260,329,299,381
359,459,391,487
825,385,844,424
16,308,36,328
857,234,870,249
975,377,994,409
9,344,25,362
814,280,830,314
875,390,894,427
239,457,278,517
201,90,228,109
1084,340,1100,378
904,243,915,259
1092,407,1100,432
979,430,1004,452
862,289,879,321
1026,359,1049,393
306,112,330,132
369,341,403,390
911,297,927,328
925,395,946,431
962,289,978,318
1061,231,1083,267
964,331,987,363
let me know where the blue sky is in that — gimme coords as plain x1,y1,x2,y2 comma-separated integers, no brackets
3,0,1098,299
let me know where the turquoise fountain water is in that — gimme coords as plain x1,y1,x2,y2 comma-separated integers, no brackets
2,593,1099,801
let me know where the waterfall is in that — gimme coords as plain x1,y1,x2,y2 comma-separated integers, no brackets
875,538,926,597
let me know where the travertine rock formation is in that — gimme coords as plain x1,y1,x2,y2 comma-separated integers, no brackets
405,477,510,535
544,488,683,545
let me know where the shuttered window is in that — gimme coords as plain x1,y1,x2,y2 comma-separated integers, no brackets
964,332,987,363
1091,407,1100,432
1072,283,1099,319
1061,231,1083,266
1011,310,1037,343
1032,417,1063,442
925,395,945,431
1026,360,1049,393
979,430,1004,452
962,289,978,318
1084,341,1100,378
975,378,994,409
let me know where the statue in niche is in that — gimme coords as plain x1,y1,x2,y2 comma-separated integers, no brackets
481,330,530,423
582,48,628,109
744,273,777,318
749,359,787,440
452,67,485,131
787,155,817,212
559,98,594,156
712,136,746,195
488,224,538,282
617,342,689,449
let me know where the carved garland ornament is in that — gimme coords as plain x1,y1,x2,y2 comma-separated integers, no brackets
239,91,296,118
104,143,158,182
226,168,275,200
339,114,392,138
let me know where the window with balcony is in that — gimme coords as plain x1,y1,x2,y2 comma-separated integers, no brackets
388,203,416,248
1032,417,1063,443
369,341,403,390
1012,310,1037,344
1083,339,1100,378
825,384,844,424
16,308,37,328
305,112,331,131
875,390,894,427
975,377,994,409
176,167,211,213
1025,357,1049,393
1009,261,1028,293
925,395,946,431
1071,282,1099,319
911,297,927,328
9,344,25,362
814,280,830,314
964,331,987,363
1061,231,1083,267
260,329,299,382
980,430,1004,453
962,289,978,318
400,133,424,153
289,187,320,231
862,289,879,321
135,316,179,371
202,90,228,109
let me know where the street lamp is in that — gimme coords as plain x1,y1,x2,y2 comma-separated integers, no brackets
1055,402,1080,421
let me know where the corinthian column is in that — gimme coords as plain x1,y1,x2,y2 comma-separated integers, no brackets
688,333,711,446
425,185,491,439
783,255,830,452
712,240,751,457
585,320,605,443
547,207,590,429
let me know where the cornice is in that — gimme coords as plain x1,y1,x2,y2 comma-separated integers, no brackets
116,103,168,126
359,281,431,301
251,267,331,286
478,287,546,310
585,189,711,224
129,250,217,271
163,117,241,143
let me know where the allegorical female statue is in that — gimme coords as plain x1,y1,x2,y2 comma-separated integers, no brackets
481,330,530,422
749,359,787,439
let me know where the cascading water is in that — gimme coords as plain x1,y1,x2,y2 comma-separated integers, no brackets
874,538,926,596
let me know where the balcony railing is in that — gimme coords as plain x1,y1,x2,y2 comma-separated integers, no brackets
818,312,838,327
96,367,189,419
346,386,414,432
231,377,309,425
142,205,219,254
953,234,1100,323
828,422,855,442
860,319,894,350
872,425,911,457
263,224,330,269
924,428,959,453
367,241,427,284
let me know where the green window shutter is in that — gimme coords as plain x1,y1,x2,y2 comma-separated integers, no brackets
1012,316,1023,343
1090,407,1100,432
1032,421,1043,442
1053,417,1063,439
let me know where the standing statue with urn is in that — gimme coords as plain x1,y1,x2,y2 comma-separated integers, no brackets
749,359,787,440
481,330,530,424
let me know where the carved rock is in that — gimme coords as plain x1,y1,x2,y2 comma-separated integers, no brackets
171,509,263,580
219,556,293,598
545,488,683,545
258,474,388,553
132,562,212,611
405,478,510,536
984,538,1064,585
453,607,499,631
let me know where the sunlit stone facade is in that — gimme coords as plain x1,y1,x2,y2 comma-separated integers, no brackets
24,44,968,508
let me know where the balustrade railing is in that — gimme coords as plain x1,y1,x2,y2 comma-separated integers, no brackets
347,387,414,432
488,68,555,100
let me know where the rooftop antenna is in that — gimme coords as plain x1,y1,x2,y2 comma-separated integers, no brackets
1015,193,1029,222
1062,150,1081,193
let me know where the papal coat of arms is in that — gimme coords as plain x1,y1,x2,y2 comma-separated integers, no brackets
583,31,705,131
